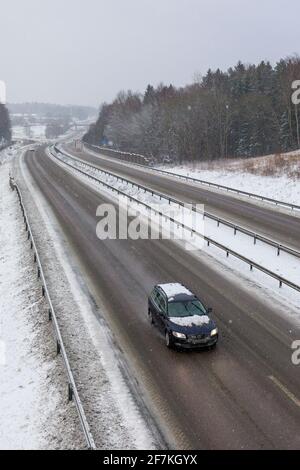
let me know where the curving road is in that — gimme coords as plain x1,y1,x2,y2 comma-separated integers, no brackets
65,143,300,252
19,147,300,449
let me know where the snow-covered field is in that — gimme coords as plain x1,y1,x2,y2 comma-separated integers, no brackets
158,163,300,206
12,125,46,141
0,159,84,449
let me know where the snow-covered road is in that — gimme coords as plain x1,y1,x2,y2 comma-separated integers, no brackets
51,149,300,317
11,148,162,450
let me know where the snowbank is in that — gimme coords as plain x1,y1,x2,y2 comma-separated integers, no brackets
0,162,84,449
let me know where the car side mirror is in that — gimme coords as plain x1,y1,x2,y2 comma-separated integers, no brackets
207,307,213,314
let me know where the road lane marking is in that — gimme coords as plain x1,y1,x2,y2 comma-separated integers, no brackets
269,376,300,408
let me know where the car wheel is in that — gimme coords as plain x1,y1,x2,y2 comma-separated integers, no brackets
165,331,173,349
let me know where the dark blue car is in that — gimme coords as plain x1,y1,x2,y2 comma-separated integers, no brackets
148,283,219,350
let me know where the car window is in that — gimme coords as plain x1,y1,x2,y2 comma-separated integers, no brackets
150,289,160,309
150,289,158,304
156,291,167,314
168,300,207,318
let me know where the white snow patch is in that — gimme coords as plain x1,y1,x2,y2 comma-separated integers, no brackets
158,165,300,207
158,283,193,299
12,125,46,141
0,143,30,165
170,315,210,327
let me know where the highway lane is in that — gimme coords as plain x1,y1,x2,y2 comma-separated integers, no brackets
65,144,300,251
21,147,300,449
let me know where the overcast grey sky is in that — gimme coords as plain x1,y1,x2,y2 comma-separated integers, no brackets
1,0,300,107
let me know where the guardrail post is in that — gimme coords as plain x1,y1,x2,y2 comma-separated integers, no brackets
68,384,74,402
42,286,45,297
277,247,280,256
48,309,52,321
57,340,61,355
37,267,41,279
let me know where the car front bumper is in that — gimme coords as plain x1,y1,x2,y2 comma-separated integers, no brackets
173,335,218,349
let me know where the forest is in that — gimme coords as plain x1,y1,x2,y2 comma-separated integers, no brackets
0,103,11,148
84,56,300,163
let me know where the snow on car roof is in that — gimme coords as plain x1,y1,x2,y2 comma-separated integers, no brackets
158,283,195,300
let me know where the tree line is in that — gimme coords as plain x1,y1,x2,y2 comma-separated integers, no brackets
0,103,11,148
84,56,300,163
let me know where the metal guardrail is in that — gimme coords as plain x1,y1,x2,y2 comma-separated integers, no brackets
50,149,300,295
9,176,96,451
57,146,300,261
85,143,300,213
83,142,149,166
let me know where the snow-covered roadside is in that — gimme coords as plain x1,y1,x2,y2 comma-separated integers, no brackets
0,143,29,166
158,164,300,207
12,152,161,450
0,162,85,450
80,144,300,207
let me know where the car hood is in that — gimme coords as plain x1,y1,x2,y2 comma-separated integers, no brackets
168,315,216,334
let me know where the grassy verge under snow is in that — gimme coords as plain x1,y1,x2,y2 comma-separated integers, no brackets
160,151,300,206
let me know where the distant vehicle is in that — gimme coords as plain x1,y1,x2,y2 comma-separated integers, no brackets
148,283,218,350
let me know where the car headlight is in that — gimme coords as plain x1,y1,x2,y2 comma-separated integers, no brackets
210,328,218,337
172,331,187,339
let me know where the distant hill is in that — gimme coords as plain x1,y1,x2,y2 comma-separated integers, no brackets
7,102,97,121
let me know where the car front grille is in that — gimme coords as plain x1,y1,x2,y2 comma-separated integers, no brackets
189,334,208,341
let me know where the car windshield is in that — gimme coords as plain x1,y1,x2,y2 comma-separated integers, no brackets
168,300,207,318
